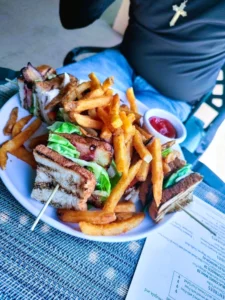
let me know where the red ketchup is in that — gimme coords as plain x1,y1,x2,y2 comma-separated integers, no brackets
149,116,177,138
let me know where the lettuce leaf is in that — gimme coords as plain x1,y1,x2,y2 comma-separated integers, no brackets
68,157,111,196
56,109,64,121
47,125,111,195
163,164,192,189
48,136,111,196
87,203,94,210
48,134,80,159
109,160,122,190
30,93,40,117
56,108,70,122
162,148,172,158
48,121,81,135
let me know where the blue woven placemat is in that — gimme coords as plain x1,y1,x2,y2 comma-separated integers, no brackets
1,179,225,300
0,178,145,300
1,83,225,300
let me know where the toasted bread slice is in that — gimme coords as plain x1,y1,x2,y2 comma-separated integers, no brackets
31,145,96,210
149,173,203,222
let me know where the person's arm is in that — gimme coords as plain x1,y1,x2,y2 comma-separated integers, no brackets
59,0,115,29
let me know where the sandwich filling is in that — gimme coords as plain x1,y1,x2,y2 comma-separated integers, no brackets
47,122,112,198
140,146,203,221
18,62,76,124
32,145,96,210
162,147,193,188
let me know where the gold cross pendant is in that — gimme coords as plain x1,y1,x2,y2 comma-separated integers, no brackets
170,1,187,27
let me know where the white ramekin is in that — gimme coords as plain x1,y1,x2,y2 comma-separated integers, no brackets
143,109,187,144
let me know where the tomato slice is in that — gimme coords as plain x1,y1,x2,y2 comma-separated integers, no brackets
47,111,57,121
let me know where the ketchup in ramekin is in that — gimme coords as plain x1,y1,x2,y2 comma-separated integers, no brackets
149,116,177,138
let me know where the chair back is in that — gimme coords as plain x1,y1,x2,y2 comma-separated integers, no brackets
182,67,225,155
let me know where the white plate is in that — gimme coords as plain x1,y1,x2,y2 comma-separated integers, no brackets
0,91,179,242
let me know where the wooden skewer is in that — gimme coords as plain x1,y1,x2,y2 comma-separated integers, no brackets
30,183,216,236
177,203,216,236
31,184,59,231
5,78,18,86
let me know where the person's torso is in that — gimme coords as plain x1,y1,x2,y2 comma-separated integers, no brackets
121,0,225,102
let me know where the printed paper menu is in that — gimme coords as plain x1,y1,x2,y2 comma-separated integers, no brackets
126,197,225,300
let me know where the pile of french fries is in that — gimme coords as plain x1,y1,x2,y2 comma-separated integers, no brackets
59,73,154,179
0,107,41,169
1,71,165,237
52,72,164,236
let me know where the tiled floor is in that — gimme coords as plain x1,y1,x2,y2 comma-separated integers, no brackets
0,0,121,69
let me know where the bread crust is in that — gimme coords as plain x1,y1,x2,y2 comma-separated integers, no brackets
32,145,96,210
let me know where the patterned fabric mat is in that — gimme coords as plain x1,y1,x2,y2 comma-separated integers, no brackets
1,180,225,300
1,82,225,300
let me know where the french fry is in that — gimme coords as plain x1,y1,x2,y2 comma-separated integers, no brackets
161,140,176,151
0,118,42,170
103,105,110,114
102,76,114,91
3,107,18,136
103,160,142,212
162,161,171,175
120,106,142,123
10,146,36,168
29,134,48,149
79,212,144,236
147,138,163,207
104,89,114,96
126,114,136,143
110,94,122,129
85,88,104,99
0,151,7,170
69,112,103,130
97,107,115,132
120,104,130,111
89,72,101,89
110,94,120,117
64,96,112,113
79,127,89,136
136,160,150,182
124,137,133,176
88,108,98,120
164,150,181,163
12,115,32,137
127,113,136,124
115,201,136,213
120,111,135,143
111,114,122,129
139,134,147,143
80,126,98,137
116,212,134,221
126,87,138,114
127,137,133,162
46,82,77,109
57,209,116,225
100,125,112,143
135,125,152,140
124,129,135,145
11,119,41,144
113,129,126,173
76,81,91,98
120,111,133,133
133,130,152,163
